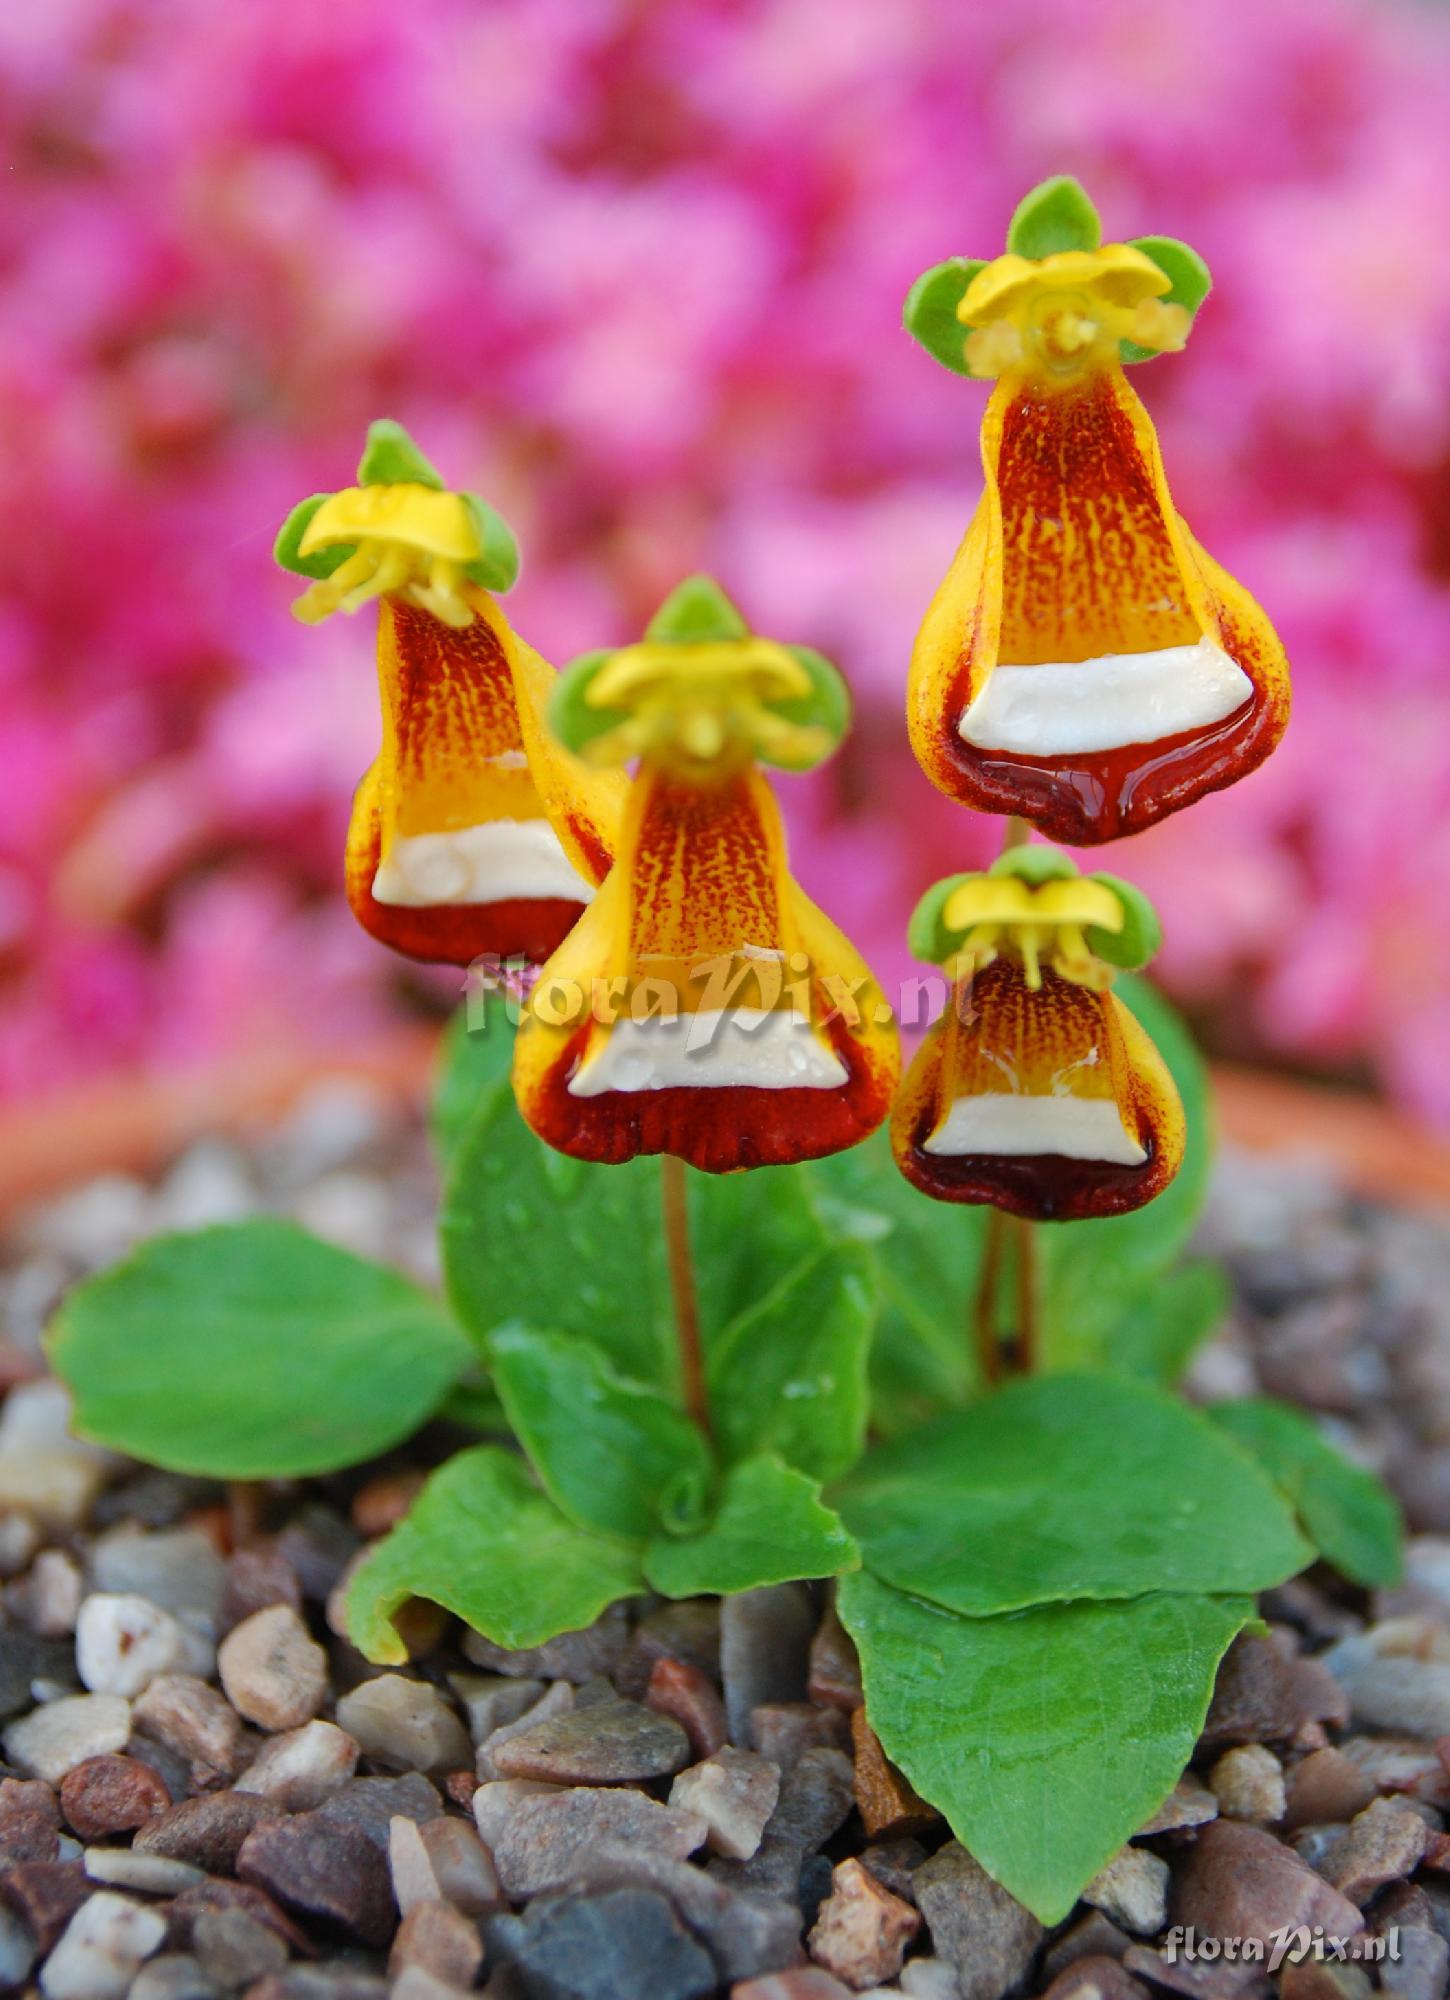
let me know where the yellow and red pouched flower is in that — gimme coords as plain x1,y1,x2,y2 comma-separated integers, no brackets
891,846,1185,1221
275,422,624,968
511,577,900,1174
904,177,1290,846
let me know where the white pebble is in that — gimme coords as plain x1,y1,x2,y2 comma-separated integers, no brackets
90,1527,227,1624
217,1604,327,1732
334,1673,470,1774
3,1694,131,1783
26,1549,84,1636
1084,1844,1170,1934
236,1720,358,1809
1210,1743,1287,1823
40,1892,167,2000
76,1595,210,1698
0,1508,41,1577
84,1849,204,1895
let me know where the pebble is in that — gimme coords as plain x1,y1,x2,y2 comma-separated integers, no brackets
223,1545,303,1630
492,1693,689,1785
448,1671,544,1743
73,1594,209,1699
472,1778,563,1848
807,1607,863,1714
487,1885,716,2000
1381,1927,1450,2000
274,1508,359,1604
333,1675,469,1774
720,1585,815,1747
1283,1745,1379,1831
132,1673,245,1779
1040,1913,1133,1982
388,1814,502,1919
127,1953,220,2000
134,1790,282,1873
913,1842,1044,2000
236,1720,359,1809
58,1753,169,1840
899,1963,961,2000
1170,1818,1364,1948
669,1745,780,1859
193,1906,289,1986
39,1891,167,2000
751,1704,852,1773
572,1839,801,1983
0,1903,38,1990
475,1679,574,1779
217,1606,327,1733
1040,1959,1148,2000
1208,1742,1286,1823
237,1811,395,1948
83,1847,204,1895
1323,1632,1450,1738
313,1772,442,1850
387,1900,483,1988
1083,1846,1169,1935
849,1709,937,1840
166,1878,311,1958
1199,1633,1312,1747
1136,1774,1219,1836
0,1449,104,1536
3,1695,131,1783
491,1786,707,1899
0,1774,61,1866
462,1602,630,1684
734,1975,851,2000
807,1855,920,1988
1319,1796,1430,1904
0,1507,41,1577
726,1747,855,1900
88,1530,226,1626
29,1553,84,1641
645,1657,729,1759
617,1602,720,1699
246,1972,387,2000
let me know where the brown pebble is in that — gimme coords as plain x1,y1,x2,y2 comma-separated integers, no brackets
646,1656,728,1759
0,1859,92,1953
1284,1745,1379,1832
615,1600,720,1700
491,1696,690,1785
351,1470,425,1539
1170,1818,1364,1948
167,1877,316,1958
443,1769,479,1810
238,1809,395,1947
218,1605,328,1733
223,1544,302,1631
387,1899,484,1987
850,1707,939,1839
0,1776,62,1865
1319,1796,1429,1905
808,1854,920,1987
807,1605,862,1713
732,1973,852,1999
749,1702,850,1771
133,1672,246,1779
58,1752,170,1840
1041,1957,1149,2000
136,1789,284,1874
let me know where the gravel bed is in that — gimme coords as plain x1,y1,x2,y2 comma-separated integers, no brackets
2,1090,1450,1998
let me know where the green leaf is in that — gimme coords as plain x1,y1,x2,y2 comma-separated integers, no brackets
48,1221,471,1480
709,1246,875,1482
644,575,749,645
834,1373,1312,1617
1084,874,1162,971
1039,975,1213,1372
356,418,445,489
1209,1398,1403,1589
840,1572,1249,1923
461,495,520,594
431,994,519,1171
805,1129,988,1436
274,495,351,581
1121,235,1212,364
345,1447,644,1665
1106,1260,1231,1387
906,872,977,966
902,259,985,377
489,1323,712,1545
1006,176,1101,261
645,1454,858,1598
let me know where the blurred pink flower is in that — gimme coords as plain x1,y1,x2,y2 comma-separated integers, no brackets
1,0,1448,1121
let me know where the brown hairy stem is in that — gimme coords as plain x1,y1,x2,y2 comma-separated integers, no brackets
661,1152,711,1438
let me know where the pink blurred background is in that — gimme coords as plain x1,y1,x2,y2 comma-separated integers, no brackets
4,0,1450,1131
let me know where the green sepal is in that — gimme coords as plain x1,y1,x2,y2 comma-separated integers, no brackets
762,646,851,768
460,494,520,595
356,418,446,490
644,574,749,645
902,258,987,376
1121,235,1212,364
907,872,980,966
1006,176,1102,261
988,846,1079,886
273,495,352,581
1085,872,1162,970
548,649,627,757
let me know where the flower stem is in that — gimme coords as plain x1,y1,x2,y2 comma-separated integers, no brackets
661,1152,711,1439
1011,1212,1040,1374
972,1209,1008,1388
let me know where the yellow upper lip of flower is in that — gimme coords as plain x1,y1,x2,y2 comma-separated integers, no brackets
942,875,1124,933
299,484,482,564
958,245,1171,327
583,639,830,770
